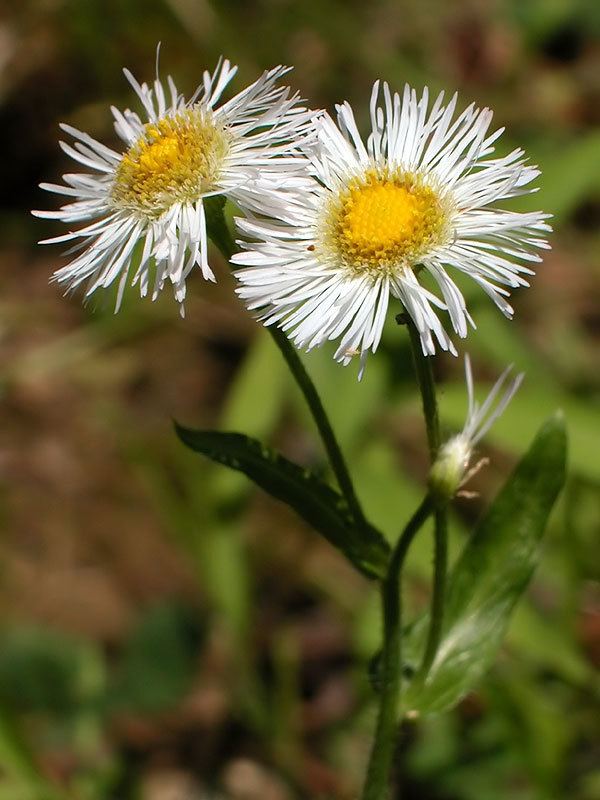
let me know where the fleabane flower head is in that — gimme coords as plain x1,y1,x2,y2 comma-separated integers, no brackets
429,354,523,504
34,58,315,312
233,81,551,375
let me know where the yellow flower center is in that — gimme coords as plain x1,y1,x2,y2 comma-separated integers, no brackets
111,108,230,218
322,169,452,276
137,135,181,172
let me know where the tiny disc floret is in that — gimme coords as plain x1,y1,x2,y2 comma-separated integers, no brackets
323,169,452,277
111,108,231,218
233,80,550,369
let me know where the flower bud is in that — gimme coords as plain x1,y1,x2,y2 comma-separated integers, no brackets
428,434,471,505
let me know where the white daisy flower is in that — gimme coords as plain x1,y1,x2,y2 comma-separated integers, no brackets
33,58,314,312
233,82,551,374
429,354,523,503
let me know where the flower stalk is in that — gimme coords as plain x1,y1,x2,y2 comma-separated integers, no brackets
35,54,549,800
206,198,369,531
404,316,449,687
361,495,434,800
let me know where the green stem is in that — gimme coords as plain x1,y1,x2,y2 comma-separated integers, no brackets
268,327,368,527
206,198,368,529
415,508,448,683
404,319,440,458
361,496,433,800
404,317,448,685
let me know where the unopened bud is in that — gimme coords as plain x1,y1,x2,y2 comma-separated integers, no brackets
429,434,471,505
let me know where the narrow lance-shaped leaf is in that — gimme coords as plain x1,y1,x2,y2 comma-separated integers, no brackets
175,426,390,579
403,413,567,715
0,706,64,799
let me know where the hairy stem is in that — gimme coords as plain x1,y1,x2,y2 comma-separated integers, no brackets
415,508,448,682
361,496,433,800
268,328,368,528
206,198,368,529
404,318,448,685
404,319,440,458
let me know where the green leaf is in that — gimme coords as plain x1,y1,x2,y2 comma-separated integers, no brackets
0,707,65,799
106,602,204,715
403,413,567,715
517,131,600,220
174,425,390,579
0,628,99,718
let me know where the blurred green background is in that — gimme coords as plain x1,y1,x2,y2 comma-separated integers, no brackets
1,0,599,798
